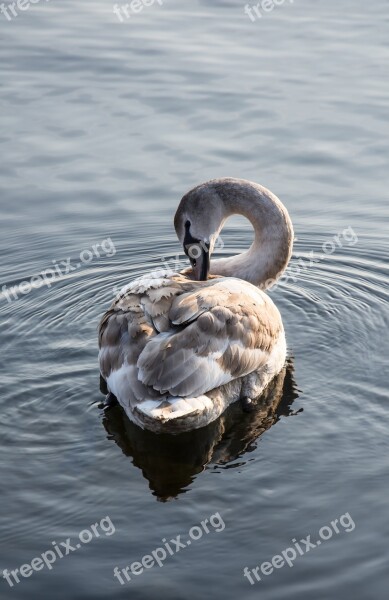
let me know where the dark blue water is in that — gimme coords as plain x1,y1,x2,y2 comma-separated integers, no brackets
0,1,388,598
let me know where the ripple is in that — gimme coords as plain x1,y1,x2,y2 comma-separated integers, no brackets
1,0,389,596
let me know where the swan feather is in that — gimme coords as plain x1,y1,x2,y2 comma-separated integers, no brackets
99,271,283,409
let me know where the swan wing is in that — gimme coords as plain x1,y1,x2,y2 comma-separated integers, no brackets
137,277,283,398
98,271,190,405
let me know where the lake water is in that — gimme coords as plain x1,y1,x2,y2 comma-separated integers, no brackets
0,0,388,598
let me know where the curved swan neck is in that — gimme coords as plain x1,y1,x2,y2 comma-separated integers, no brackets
208,179,293,289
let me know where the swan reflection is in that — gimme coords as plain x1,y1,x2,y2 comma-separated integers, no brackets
102,358,300,501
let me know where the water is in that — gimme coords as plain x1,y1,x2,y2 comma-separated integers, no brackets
0,0,388,598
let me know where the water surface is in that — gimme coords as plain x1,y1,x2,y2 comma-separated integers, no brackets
0,1,388,599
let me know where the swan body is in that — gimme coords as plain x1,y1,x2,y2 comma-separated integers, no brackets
98,178,293,433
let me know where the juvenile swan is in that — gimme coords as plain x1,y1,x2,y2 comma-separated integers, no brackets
98,178,293,433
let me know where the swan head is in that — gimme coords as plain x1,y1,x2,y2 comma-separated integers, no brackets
174,182,225,281
175,177,293,286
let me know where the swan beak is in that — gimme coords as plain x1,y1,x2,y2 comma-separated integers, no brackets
193,245,210,281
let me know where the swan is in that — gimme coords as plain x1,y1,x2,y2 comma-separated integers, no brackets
98,178,293,433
